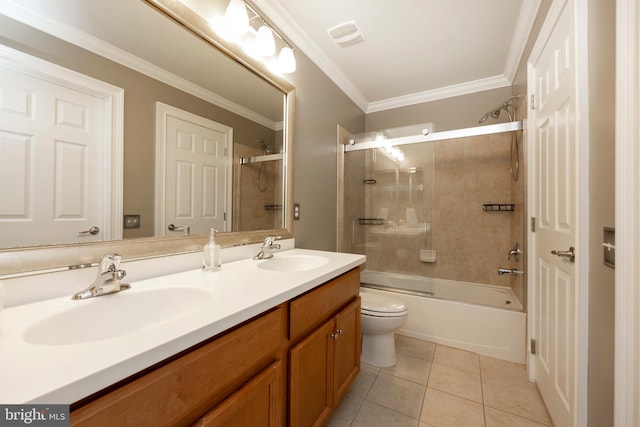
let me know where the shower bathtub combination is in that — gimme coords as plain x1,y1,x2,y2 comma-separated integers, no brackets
361,270,526,363
339,96,527,364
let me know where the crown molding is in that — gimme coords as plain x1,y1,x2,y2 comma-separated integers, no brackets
2,0,544,117
503,0,543,83
254,0,539,114
252,0,369,111
366,75,511,114
0,0,278,130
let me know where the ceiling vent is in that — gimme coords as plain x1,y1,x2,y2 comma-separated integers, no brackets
327,20,365,48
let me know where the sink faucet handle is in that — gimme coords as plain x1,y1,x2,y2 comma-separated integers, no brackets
264,235,281,247
98,253,122,273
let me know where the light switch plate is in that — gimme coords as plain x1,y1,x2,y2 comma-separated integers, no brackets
603,227,615,268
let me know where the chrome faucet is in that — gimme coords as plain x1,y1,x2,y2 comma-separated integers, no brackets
253,235,281,260
72,253,130,300
498,267,524,276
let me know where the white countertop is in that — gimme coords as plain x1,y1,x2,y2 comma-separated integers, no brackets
0,249,365,404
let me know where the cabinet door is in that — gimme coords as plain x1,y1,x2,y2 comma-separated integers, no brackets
289,319,335,427
71,306,286,427
333,297,361,407
193,360,284,427
289,268,360,342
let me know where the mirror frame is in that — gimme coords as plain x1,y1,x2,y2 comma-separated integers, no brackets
0,0,295,275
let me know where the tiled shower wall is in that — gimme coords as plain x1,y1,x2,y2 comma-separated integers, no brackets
232,144,282,231
353,131,525,302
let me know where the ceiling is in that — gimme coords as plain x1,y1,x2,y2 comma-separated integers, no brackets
1,0,541,117
253,0,541,113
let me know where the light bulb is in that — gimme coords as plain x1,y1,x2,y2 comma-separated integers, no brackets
254,26,276,56
224,0,249,36
277,46,296,73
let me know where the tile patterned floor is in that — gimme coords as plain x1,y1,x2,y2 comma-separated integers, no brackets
327,336,554,427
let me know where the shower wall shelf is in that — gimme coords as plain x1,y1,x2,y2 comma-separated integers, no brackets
483,203,515,212
358,218,386,225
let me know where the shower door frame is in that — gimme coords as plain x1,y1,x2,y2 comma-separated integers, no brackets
336,120,525,254
342,121,523,154
337,120,526,310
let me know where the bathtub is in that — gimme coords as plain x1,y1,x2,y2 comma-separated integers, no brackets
360,270,527,364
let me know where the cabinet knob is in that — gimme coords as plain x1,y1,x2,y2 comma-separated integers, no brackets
331,329,344,340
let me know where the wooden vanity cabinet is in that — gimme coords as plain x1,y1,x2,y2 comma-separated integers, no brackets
70,305,288,427
70,267,361,427
288,268,361,427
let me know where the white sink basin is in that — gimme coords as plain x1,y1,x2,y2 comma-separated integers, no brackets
23,287,213,346
257,254,330,272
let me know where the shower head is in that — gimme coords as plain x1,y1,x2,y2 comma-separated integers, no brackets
258,139,273,154
478,108,503,123
478,111,491,124
478,94,521,124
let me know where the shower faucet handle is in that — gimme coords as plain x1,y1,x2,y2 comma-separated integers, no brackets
507,243,521,261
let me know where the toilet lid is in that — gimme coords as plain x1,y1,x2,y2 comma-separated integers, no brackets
360,292,407,314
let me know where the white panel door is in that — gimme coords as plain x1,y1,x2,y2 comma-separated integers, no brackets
0,67,107,247
156,103,232,236
528,1,584,426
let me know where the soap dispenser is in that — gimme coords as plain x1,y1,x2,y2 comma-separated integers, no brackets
202,228,221,272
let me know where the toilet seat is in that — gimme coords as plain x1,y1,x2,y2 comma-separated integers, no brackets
360,292,408,318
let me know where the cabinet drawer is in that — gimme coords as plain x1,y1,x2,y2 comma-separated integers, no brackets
71,305,287,427
290,268,360,342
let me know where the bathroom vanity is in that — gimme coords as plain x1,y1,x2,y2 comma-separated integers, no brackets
0,249,364,427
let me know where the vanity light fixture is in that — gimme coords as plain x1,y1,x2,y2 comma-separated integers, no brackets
220,0,296,74
254,25,276,56
277,46,296,73
224,0,250,36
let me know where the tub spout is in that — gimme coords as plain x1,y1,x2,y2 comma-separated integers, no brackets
498,267,524,276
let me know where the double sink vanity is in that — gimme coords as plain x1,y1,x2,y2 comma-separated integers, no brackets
0,247,366,426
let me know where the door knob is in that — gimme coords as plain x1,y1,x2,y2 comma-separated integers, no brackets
551,246,575,263
168,224,190,235
78,226,100,235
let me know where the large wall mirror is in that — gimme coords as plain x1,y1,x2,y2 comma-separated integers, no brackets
0,0,294,274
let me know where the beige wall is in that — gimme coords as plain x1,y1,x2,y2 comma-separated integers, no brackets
285,52,366,250
587,0,615,424
0,15,277,239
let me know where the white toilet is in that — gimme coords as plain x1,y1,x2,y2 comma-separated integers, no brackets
360,290,409,367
